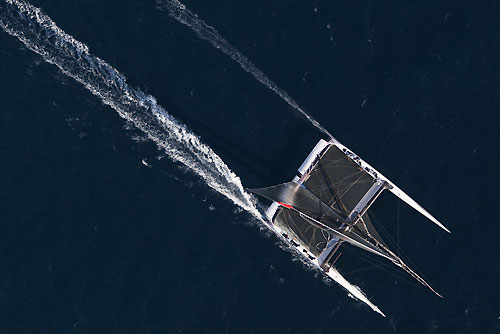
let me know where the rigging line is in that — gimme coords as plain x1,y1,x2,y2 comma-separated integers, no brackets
341,246,424,290
367,211,432,290
288,211,322,252
156,0,333,139
316,157,372,192
368,210,410,264
343,242,406,283
366,230,442,297
301,149,328,179
317,160,348,215
335,172,366,201
397,223,435,285
357,216,371,236
398,247,431,288
368,212,399,254
327,160,368,187
341,248,421,289
298,210,393,261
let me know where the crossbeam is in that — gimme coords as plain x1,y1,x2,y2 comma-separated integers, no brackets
348,180,387,224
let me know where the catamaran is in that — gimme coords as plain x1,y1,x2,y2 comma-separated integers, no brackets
249,137,450,316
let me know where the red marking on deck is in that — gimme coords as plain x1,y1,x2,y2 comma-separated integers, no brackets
278,202,293,209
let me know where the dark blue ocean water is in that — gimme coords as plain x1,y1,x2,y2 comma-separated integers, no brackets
1,0,499,332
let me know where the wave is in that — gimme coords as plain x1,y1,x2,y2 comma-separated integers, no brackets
0,0,262,220
157,0,333,139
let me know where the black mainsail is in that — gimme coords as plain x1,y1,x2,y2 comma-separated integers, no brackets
249,181,345,225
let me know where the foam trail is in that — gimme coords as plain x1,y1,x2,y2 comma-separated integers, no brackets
0,0,262,220
157,0,334,139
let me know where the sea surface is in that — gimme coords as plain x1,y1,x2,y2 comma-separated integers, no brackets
1,0,499,333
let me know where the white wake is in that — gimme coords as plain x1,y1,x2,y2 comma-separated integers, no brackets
157,0,334,139
0,0,262,220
